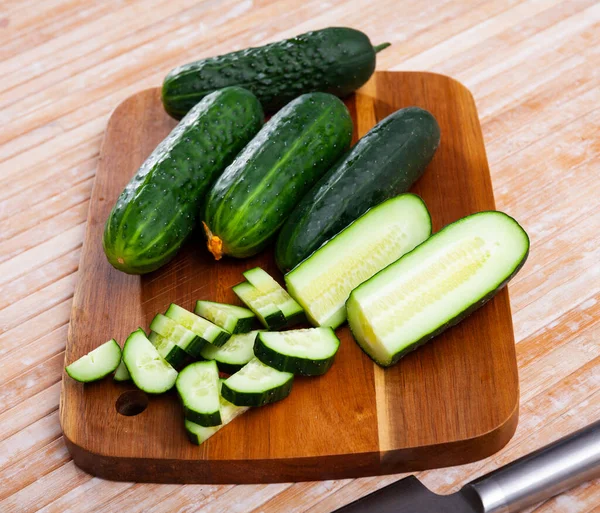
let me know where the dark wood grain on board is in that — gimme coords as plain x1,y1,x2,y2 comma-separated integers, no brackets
60,71,519,484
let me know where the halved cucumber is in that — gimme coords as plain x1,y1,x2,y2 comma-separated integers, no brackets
254,328,340,376
347,211,530,367
232,281,285,330
165,303,231,347
148,331,191,370
285,194,432,328
200,330,261,374
150,313,204,358
222,357,293,407
243,267,305,327
65,339,121,383
185,380,249,445
176,360,221,426
195,300,256,334
113,359,131,382
122,329,178,393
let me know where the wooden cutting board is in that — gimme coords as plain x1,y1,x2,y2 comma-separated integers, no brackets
60,71,519,484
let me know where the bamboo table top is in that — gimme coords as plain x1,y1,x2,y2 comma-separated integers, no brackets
0,0,599,511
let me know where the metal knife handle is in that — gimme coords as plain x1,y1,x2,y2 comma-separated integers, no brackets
469,419,600,513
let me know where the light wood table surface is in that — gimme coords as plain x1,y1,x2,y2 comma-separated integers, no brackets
1,0,599,511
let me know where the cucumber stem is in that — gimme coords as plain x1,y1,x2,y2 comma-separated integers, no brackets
203,221,223,260
373,42,391,53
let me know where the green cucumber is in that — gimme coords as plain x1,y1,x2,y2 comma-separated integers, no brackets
176,360,221,426
194,300,255,334
150,313,205,358
162,27,390,118
113,359,131,382
203,92,352,260
65,339,121,383
221,357,293,407
285,194,432,328
185,380,249,445
254,328,339,376
122,329,178,393
347,211,530,367
165,303,230,347
103,87,263,274
276,107,440,272
200,330,261,374
232,281,285,330
148,331,191,371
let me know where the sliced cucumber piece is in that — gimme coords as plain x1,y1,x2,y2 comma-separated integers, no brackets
165,303,231,347
286,194,432,328
200,330,261,374
176,360,221,426
122,329,178,393
195,300,256,334
347,211,530,367
254,328,340,376
243,267,305,327
185,380,249,445
222,357,293,407
113,359,130,382
148,331,191,370
150,313,204,358
232,281,286,330
65,339,121,383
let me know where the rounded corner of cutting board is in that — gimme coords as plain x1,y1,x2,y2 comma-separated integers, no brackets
65,71,521,483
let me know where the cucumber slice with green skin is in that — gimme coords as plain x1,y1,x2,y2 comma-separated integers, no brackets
254,328,340,376
200,330,261,374
243,267,305,327
232,281,286,330
285,194,432,329
221,357,293,407
185,380,249,445
347,211,530,367
148,331,191,370
122,329,178,393
150,313,205,358
165,303,230,347
176,360,221,426
113,359,130,382
194,300,256,334
65,339,121,383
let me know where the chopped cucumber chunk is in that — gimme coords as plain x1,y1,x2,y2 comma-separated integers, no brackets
233,281,286,330
113,359,130,382
150,313,204,358
148,331,191,370
65,339,121,383
195,300,256,334
165,303,230,347
201,330,261,374
176,361,221,426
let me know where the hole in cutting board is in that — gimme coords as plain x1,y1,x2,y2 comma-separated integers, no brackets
116,390,149,416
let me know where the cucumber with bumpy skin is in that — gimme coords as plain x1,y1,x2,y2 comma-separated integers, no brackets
200,330,261,374
165,303,230,347
176,360,221,426
254,328,339,376
150,313,205,358
195,300,256,334
347,211,530,367
65,339,121,383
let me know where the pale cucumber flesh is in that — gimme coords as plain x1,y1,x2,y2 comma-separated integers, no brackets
176,361,221,426
65,339,121,383
243,267,304,320
195,300,255,334
200,330,260,366
165,303,230,346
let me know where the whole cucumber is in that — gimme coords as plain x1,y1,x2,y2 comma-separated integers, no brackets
275,106,441,272
162,27,390,118
203,92,353,260
103,87,264,274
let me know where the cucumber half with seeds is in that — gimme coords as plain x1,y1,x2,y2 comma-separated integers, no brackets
347,211,530,367
200,330,261,374
195,300,256,334
254,328,340,376
65,339,121,383
148,331,191,370
122,329,178,393
165,303,230,347
176,360,221,426
113,359,131,382
221,357,293,407
150,313,204,358
285,194,432,328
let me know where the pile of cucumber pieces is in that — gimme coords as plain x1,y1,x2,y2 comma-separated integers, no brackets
65,267,340,445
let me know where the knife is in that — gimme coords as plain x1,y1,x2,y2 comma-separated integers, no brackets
334,419,600,512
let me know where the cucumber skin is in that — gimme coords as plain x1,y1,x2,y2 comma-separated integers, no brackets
162,27,385,118
162,345,193,371
276,107,441,272
204,92,352,259
221,377,294,407
182,406,222,427
214,361,246,374
347,212,530,367
103,87,263,274
253,334,337,376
